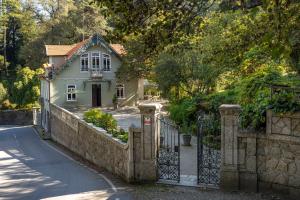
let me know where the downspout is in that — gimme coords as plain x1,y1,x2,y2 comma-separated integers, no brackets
48,77,51,136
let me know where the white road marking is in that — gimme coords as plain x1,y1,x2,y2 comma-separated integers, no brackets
32,127,118,193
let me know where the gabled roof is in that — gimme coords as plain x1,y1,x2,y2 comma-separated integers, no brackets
45,36,125,58
44,34,125,79
45,45,77,56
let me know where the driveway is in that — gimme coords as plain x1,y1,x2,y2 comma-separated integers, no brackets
0,126,131,200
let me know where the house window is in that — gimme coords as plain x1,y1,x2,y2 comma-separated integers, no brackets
103,54,111,71
91,52,101,69
80,54,89,72
116,84,125,99
67,85,76,101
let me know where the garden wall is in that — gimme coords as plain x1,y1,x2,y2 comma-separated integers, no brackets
50,103,131,181
0,109,33,125
220,105,300,198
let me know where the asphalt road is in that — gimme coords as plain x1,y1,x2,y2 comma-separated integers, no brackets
0,126,132,200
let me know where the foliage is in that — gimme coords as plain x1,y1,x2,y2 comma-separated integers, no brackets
94,113,118,131
269,91,300,114
1,99,17,110
83,109,128,143
117,129,129,143
0,83,7,105
168,98,198,127
206,90,237,115
10,67,44,108
180,121,192,135
83,108,103,123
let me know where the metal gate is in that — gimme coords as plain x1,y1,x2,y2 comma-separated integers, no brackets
197,113,221,187
157,117,180,182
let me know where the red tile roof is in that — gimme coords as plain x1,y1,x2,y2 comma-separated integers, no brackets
45,41,125,58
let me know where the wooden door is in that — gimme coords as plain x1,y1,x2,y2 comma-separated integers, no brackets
92,84,101,107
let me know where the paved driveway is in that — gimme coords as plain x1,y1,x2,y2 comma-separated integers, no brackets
0,126,131,200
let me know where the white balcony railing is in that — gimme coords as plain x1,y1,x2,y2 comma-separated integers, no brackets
90,68,103,78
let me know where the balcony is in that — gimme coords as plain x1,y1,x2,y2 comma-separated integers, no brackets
90,68,103,79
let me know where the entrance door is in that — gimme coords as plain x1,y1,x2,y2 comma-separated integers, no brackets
92,84,101,107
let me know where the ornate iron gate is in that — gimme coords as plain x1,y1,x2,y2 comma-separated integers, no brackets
197,113,221,187
157,117,180,182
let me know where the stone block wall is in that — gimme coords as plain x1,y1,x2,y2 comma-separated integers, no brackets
0,109,33,125
50,104,130,181
267,110,300,137
220,106,300,197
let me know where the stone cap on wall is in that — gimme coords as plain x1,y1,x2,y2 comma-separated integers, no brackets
219,104,242,116
138,103,162,114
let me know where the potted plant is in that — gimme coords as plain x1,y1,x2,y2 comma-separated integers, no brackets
180,121,192,146
112,94,118,110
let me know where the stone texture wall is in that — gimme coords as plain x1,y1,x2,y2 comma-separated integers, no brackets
267,110,300,137
221,105,300,198
0,109,33,125
237,132,300,195
50,104,130,181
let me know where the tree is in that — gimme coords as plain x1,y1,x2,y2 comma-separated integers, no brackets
99,0,214,79
19,0,110,68
0,0,39,72
10,67,44,108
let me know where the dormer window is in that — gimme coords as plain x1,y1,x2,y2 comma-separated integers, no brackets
103,54,111,71
80,54,89,72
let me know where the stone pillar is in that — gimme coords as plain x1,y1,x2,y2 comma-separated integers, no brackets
128,126,142,182
219,104,241,191
135,103,162,182
32,107,41,126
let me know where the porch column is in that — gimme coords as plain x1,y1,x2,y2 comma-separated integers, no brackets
219,104,241,191
136,103,162,181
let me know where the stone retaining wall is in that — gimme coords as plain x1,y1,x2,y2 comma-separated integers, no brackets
220,105,300,198
0,109,33,125
50,104,131,181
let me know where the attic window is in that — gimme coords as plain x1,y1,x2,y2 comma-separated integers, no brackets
103,54,111,71
80,54,89,72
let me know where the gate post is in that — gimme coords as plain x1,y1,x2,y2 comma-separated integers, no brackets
137,103,162,181
219,104,241,191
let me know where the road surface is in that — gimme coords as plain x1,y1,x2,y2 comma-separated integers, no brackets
0,126,131,200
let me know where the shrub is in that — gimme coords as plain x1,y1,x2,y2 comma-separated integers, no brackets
168,98,198,126
83,109,103,123
0,83,7,104
117,133,128,143
1,99,17,110
117,129,129,143
206,89,237,115
95,113,117,131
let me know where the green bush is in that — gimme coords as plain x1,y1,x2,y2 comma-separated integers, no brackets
0,83,7,104
1,99,17,110
94,113,117,131
206,89,237,115
168,98,198,126
236,68,300,129
83,109,103,123
83,108,129,142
